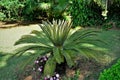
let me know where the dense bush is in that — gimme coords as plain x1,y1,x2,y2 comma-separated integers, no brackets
69,0,103,27
0,12,6,21
107,0,120,29
0,0,71,21
99,59,120,80
0,0,24,21
108,0,120,19
0,0,120,29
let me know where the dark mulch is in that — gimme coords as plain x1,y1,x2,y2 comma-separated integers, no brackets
16,58,107,80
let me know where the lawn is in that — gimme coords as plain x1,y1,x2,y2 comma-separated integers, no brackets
0,0,120,79
0,27,120,80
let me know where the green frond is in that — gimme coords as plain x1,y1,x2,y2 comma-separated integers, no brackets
62,50,74,68
30,30,49,40
15,31,53,47
14,35,45,45
30,30,42,35
69,46,90,59
14,44,51,56
12,49,51,70
39,19,72,46
64,29,108,61
19,53,40,70
44,57,56,76
63,49,78,59
79,46,107,61
67,29,100,42
39,21,53,42
53,47,64,64
78,43,107,60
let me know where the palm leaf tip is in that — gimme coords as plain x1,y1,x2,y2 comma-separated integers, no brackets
39,19,72,46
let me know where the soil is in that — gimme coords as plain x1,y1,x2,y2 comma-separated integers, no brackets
0,20,41,29
18,58,106,80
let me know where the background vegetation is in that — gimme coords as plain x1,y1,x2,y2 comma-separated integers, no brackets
99,59,120,80
0,0,120,29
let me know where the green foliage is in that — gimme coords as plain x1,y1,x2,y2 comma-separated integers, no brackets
22,0,41,20
0,0,71,21
99,59,120,80
0,0,119,26
0,0,24,21
102,22,113,30
0,12,6,21
108,0,120,16
36,0,71,21
106,0,120,28
69,0,103,27
44,57,56,76
14,20,107,76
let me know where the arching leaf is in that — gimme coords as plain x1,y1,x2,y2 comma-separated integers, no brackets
44,57,56,76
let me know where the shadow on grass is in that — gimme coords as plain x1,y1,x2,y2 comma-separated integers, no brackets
0,52,34,80
97,30,120,58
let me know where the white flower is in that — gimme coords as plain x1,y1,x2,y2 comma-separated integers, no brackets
56,74,59,77
53,77,56,79
38,67,42,72
34,60,39,63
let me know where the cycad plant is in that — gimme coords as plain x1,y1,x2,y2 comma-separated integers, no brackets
14,20,106,76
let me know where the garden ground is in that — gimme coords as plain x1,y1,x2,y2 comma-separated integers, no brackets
0,24,120,80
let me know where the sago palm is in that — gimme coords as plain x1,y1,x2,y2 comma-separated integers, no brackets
14,20,107,76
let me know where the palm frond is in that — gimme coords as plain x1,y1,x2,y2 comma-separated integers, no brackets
64,29,108,61
14,19,108,77
53,47,64,64
44,57,56,76
15,31,53,47
67,29,100,42
39,19,72,46
62,50,74,68
14,44,51,56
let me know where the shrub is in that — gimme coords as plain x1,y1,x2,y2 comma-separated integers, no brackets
0,0,71,21
107,0,120,20
99,59,120,80
69,0,103,27
0,0,24,21
14,20,107,77
0,12,6,21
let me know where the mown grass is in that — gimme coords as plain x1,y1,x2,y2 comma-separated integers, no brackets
98,30,120,59
0,29,120,80
0,52,32,80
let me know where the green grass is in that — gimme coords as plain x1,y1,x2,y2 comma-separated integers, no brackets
0,52,32,80
0,29,120,80
98,30,120,59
